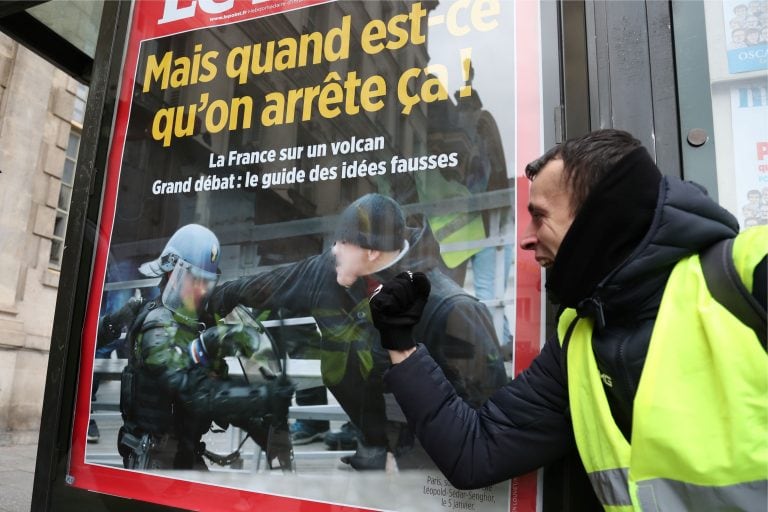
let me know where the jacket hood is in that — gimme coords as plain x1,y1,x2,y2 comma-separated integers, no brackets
584,176,739,324
544,146,739,324
546,147,661,307
604,176,739,288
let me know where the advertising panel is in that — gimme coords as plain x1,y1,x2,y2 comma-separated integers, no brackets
730,81,768,227
722,0,768,74
66,0,545,510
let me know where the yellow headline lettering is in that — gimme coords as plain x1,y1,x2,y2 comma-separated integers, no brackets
142,43,218,92
139,0,504,143
151,93,252,147
261,71,386,127
397,67,449,115
225,15,351,85
361,2,428,54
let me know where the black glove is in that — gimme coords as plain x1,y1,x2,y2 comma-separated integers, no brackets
369,271,430,350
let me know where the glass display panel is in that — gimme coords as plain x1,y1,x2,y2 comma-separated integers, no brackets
67,1,548,510
703,0,768,224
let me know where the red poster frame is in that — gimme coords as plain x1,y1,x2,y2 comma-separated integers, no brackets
67,1,544,510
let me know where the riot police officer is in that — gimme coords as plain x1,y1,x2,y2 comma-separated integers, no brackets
117,224,294,470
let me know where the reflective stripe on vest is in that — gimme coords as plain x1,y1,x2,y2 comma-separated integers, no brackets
589,468,631,507
635,478,767,511
559,226,768,511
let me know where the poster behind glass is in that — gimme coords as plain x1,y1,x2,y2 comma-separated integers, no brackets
721,0,768,74
67,1,545,510
731,83,768,227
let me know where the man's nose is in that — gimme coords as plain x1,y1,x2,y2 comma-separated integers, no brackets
520,222,537,251
331,242,338,255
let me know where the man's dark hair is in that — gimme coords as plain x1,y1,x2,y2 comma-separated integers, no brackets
525,129,642,214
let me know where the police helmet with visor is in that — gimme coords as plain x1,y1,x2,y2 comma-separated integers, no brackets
139,224,221,316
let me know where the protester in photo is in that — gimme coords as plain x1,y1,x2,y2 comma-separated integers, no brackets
374,129,767,510
207,194,507,470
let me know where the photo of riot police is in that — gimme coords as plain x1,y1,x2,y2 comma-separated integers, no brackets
89,224,294,472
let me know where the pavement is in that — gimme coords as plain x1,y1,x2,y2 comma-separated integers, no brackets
0,422,351,512
0,441,36,512
0,378,353,512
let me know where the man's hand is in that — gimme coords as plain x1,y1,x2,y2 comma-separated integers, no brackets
369,271,430,351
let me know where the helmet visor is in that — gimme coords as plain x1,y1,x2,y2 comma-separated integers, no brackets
162,260,218,317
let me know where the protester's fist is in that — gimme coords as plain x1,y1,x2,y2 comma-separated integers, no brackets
369,271,430,350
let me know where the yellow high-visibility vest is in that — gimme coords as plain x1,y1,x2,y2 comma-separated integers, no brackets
315,300,375,386
414,172,487,268
559,226,768,511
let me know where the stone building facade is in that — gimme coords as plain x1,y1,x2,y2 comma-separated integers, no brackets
0,32,84,445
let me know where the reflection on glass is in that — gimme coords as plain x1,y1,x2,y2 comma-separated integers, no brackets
57,184,72,210
62,159,75,184
49,239,62,267
27,0,102,58
66,132,79,160
53,212,67,238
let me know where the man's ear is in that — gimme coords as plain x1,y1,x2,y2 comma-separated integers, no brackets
367,249,382,262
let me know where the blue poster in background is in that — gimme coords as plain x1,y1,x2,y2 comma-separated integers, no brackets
727,44,768,73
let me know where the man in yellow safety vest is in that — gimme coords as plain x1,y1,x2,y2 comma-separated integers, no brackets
373,129,767,511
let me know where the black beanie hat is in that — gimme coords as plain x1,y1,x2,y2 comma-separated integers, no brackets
335,194,406,251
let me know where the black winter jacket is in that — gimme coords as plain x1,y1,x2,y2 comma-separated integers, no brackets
384,175,742,489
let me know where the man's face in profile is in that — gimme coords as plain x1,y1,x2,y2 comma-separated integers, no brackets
519,158,576,268
332,240,372,287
